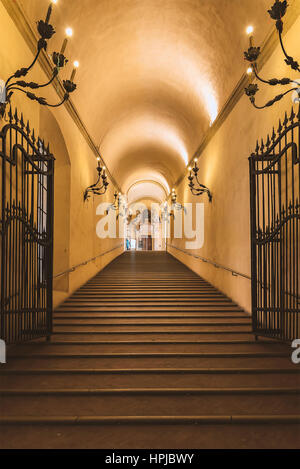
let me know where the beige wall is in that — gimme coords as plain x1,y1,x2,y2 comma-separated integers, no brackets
0,3,123,308
168,15,300,313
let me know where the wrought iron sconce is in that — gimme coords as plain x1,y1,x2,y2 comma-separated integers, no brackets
187,159,212,202
0,0,78,119
170,189,185,216
105,191,126,218
84,157,109,201
243,1,300,109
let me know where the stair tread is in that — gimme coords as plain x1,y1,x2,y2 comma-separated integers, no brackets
3,251,297,449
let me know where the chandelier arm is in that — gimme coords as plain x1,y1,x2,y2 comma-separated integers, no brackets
278,29,300,72
252,64,274,85
5,49,42,87
252,63,298,86
250,87,299,109
5,87,27,96
92,188,107,196
46,93,69,108
7,87,70,108
194,173,210,190
83,183,107,201
7,68,59,93
86,174,102,191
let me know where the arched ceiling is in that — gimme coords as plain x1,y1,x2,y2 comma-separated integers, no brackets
20,0,272,200
127,181,166,205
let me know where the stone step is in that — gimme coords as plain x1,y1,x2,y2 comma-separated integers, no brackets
1,419,299,449
9,341,289,354
4,353,294,370
0,368,298,389
1,389,299,416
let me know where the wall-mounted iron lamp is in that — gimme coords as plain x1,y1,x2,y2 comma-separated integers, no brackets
243,0,300,109
187,159,212,202
0,0,78,119
170,189,185,215
84,157,109,201
105,191,126,217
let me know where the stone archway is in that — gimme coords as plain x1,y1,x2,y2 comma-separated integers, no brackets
39,107,71,297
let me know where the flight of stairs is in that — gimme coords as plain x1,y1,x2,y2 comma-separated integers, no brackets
0,251,299,449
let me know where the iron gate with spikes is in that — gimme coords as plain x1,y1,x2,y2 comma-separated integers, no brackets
249,106,300,342
0,108,54,344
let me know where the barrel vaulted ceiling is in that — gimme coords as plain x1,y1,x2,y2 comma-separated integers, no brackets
20,0,272,202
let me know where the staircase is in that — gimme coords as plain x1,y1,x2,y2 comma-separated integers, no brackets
0,251,299,449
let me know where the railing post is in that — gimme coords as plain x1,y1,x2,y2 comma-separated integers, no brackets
249,154,258,337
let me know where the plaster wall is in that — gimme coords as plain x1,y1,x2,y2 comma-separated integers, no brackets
0,4,123,308
168,15,300,313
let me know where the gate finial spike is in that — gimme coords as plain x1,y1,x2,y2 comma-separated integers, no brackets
260,138,265,153
283,112,288,127
271,127,276,142
14,108,19,124
8,107,13,123
266,134,271,147
31,128,36,144
46,142,50,154
20,113,24,128
26,120,30,135
277,119,282,134
255,140,260,154
290,107,295,122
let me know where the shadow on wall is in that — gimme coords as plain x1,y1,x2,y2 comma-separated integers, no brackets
39,107,71,293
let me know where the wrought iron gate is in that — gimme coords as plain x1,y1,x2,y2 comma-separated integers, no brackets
249,107,300,342
0,108,54,344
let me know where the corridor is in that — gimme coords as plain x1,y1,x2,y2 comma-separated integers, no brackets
0,252,299,449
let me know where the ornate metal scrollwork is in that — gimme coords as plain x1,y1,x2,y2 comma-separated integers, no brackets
243,0,300,110
187,159,212,202
0,2,78,119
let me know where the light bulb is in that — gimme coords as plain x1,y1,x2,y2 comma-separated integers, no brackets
194,158,198,163
188,167,192,171
65,27,73,37
51,0,58,4
73,60,79,68
247,67,253,75
246,25,254,35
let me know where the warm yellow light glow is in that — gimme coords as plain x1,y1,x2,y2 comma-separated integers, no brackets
97,157,100,161
65,27,73,37
195,80,218,124
74,61,79,68
51,0,58,4
102,114,189,166
194,158,198,163
127,182,167,205
247,67,253,75
246,25,254,35
102,166,106,170
188,166,192,171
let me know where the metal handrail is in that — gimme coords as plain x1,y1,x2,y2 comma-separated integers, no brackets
168,244,251,280
168,244,300,303
53,244,123,279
